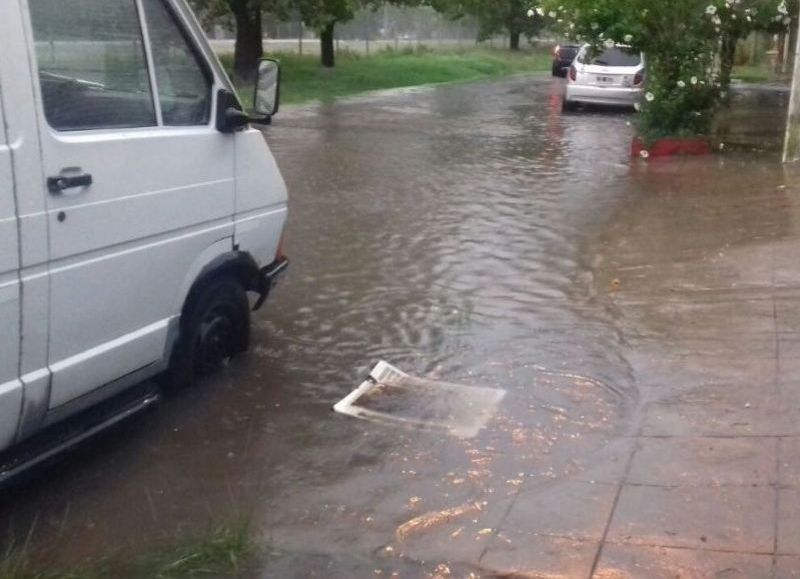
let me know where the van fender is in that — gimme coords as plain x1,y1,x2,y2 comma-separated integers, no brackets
173,240,266,316
166,239,263,365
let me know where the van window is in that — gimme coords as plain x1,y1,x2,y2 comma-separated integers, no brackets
142,0,212,126
29,0,157,131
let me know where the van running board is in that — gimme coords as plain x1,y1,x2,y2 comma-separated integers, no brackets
0,382,160,485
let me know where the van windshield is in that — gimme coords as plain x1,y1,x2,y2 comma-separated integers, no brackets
580,47,642,67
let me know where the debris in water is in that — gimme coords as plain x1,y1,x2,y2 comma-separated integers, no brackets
395,501,484,542
334,361,507,438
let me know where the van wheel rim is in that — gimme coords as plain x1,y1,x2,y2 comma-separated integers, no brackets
195,306,235,374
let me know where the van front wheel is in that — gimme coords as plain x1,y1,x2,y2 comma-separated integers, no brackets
168,277,250,389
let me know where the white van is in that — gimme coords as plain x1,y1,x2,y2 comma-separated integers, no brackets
0,0,288,472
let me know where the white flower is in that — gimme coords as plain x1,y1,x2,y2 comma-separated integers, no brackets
633,102,641,111
705,4,717,15
690,76,698,85
645,92,655,102
548,10,557,18
591,22,599,30
569,22,576,29
624,34,633,43
536,7,545,16
604,38,616,48
527,8,534,17
640,150,650,159
778,0,788,15
677,80,686,88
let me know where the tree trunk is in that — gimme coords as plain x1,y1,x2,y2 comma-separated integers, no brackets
719,32,737,106
509,30,521,51
789,17,799,76
229,0,263,82
320,22,335,68
777,32,787,74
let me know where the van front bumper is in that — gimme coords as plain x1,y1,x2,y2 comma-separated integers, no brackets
253,256,289,310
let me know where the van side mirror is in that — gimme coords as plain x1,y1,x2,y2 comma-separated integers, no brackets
216,59,281,133
254,59,280,118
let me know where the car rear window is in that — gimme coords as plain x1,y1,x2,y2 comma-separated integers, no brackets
580,47,641,67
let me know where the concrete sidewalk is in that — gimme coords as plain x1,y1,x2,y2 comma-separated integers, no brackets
474,158,800,578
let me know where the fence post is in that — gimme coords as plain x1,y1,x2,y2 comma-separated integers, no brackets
365,9,371,55
297,14,303,55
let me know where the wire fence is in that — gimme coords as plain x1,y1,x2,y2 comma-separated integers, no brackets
204,5,545,55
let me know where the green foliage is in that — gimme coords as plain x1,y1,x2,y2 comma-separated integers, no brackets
189,0,290,28
432,0,544,47
295,0,355,33
537,0,793,141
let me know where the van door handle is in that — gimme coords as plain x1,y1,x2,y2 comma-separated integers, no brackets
47,173,93,194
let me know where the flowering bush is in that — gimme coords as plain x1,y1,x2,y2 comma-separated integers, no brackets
532,0,794,143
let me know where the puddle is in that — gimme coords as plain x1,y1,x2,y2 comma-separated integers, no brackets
334,361,507,438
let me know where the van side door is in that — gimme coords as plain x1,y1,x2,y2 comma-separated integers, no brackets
24,0,235,409
0,45,23,449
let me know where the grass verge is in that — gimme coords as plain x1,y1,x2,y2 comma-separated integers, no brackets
0,519,259,579
220,47,551,105
732,63,789,84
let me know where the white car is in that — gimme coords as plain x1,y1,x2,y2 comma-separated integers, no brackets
0,0,288,477
563,44,645,111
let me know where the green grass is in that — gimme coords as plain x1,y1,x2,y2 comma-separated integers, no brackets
221,47,551,105
0,520,259,579
732,64,788,84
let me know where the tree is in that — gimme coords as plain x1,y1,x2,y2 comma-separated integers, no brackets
296,0,356,67
432,0,543,50
190,0,289,81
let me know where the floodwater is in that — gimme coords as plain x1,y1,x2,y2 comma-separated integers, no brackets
3,76,800,577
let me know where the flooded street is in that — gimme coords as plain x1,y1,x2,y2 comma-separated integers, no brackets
4,75,800,577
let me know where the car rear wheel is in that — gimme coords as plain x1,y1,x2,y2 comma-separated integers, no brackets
562,99,578,113
165,276,251,389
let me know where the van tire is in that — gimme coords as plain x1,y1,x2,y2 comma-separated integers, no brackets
166,277,250,389
562,99,578,113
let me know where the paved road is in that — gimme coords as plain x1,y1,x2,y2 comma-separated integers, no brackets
3,76,800,578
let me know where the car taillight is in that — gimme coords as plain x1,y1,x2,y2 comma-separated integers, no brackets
633,70,644,86
568,65,577,82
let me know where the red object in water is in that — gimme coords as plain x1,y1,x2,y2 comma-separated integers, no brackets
631,136,712,158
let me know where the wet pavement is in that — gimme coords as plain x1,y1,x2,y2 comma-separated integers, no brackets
4,75,800,578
